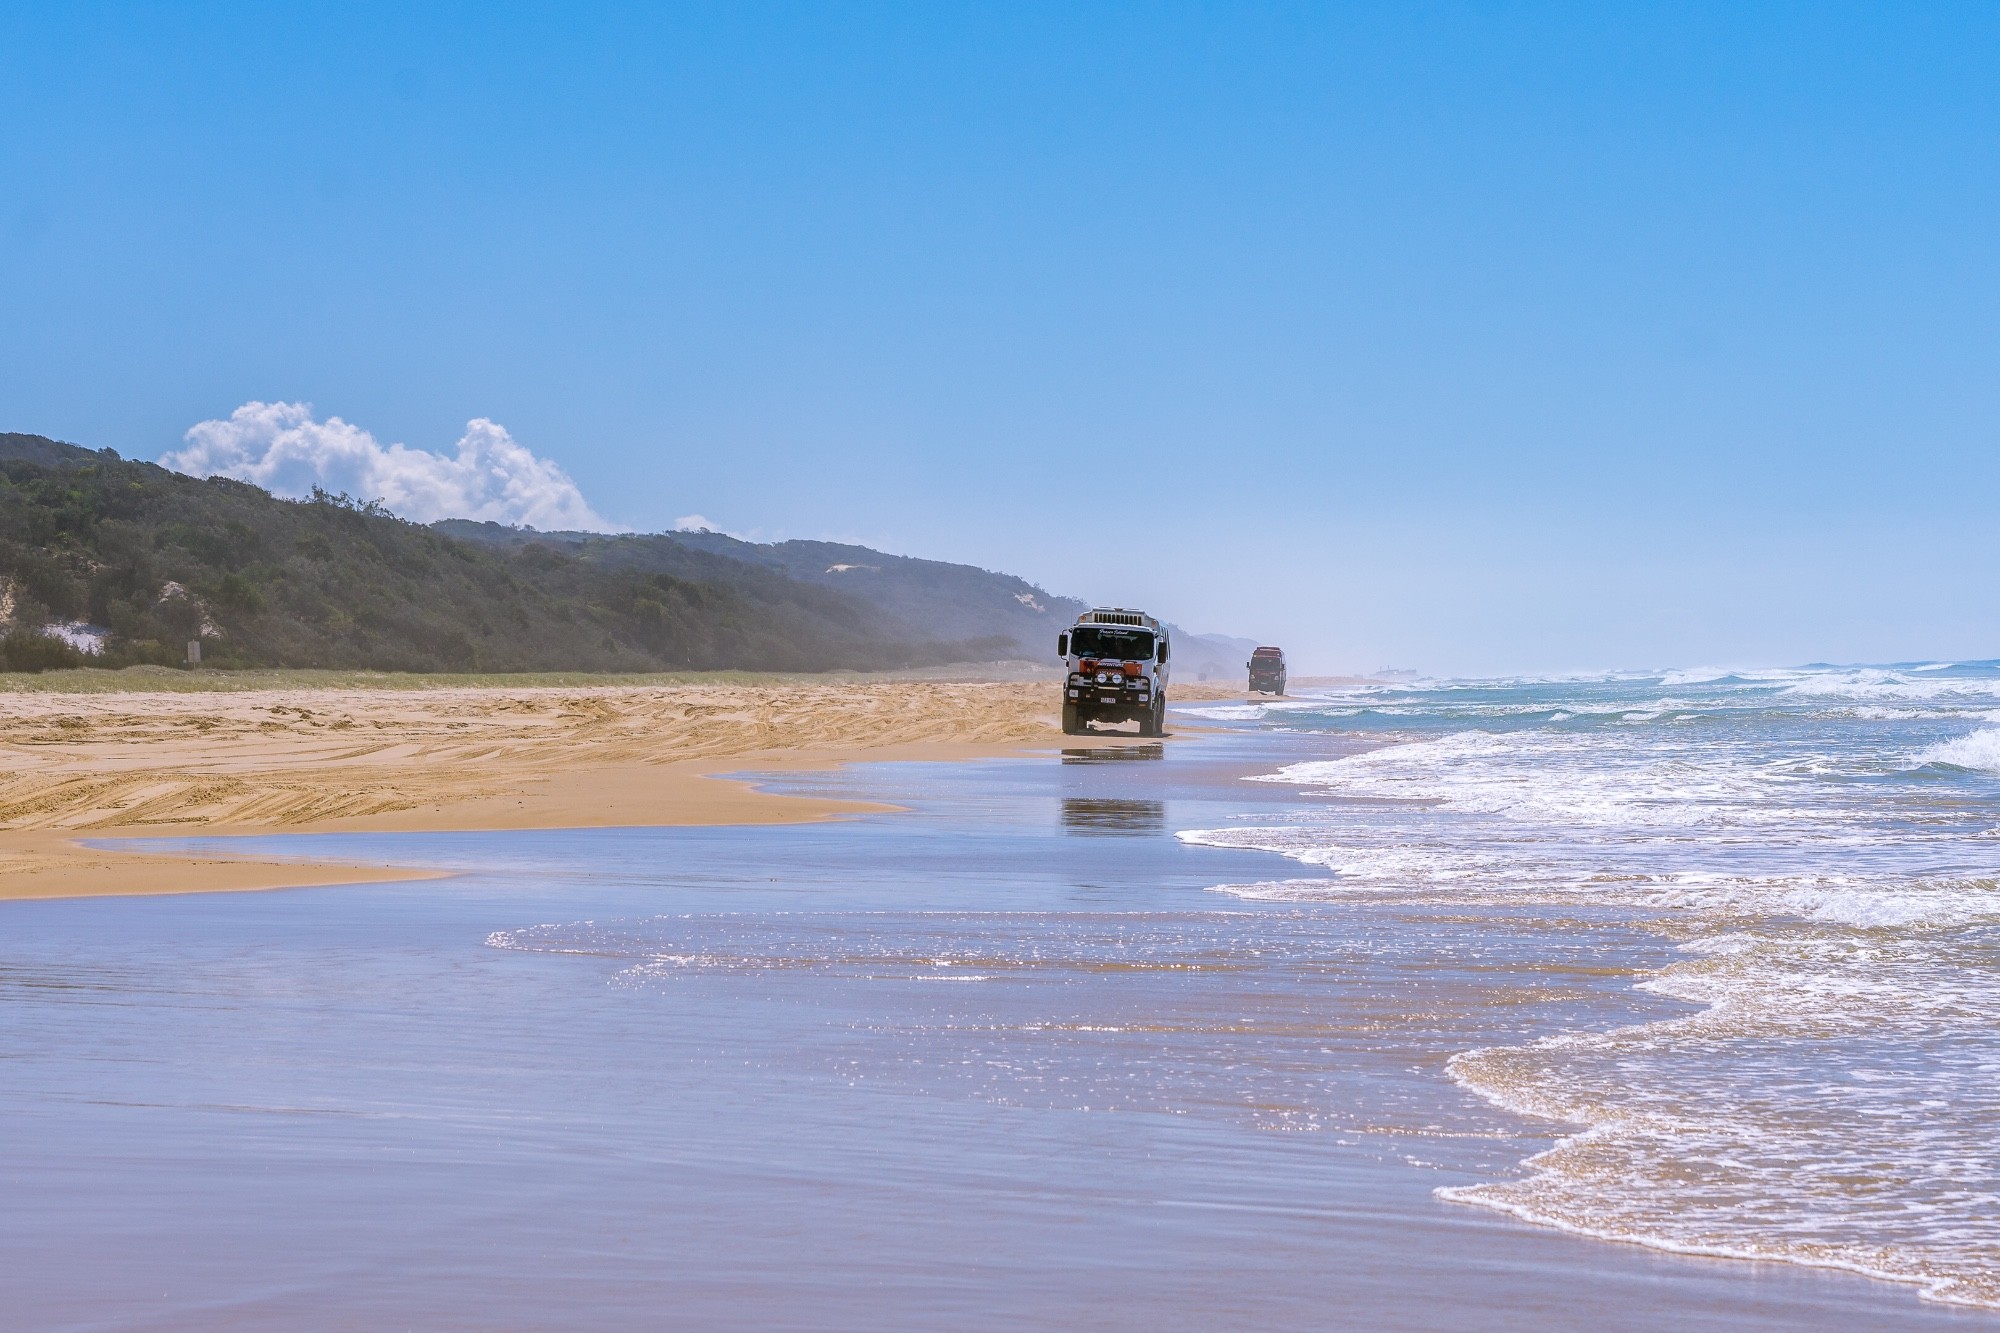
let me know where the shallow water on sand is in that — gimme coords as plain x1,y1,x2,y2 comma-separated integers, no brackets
1,721,1993,1327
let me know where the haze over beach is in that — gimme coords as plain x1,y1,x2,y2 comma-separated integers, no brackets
4,4,2000,1328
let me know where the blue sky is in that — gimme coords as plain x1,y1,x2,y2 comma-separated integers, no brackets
4,3,1997,673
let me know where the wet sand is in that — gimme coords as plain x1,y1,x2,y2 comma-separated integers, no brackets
1,676,1187,899
1,729,1989,1327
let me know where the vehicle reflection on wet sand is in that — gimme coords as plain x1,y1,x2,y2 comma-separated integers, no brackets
1061,743,1165,764
1060,797,1167,835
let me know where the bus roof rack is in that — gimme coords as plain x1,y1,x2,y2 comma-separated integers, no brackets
1080,608,1160,629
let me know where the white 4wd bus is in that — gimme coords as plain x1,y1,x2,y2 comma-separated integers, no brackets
1056,608,1170,737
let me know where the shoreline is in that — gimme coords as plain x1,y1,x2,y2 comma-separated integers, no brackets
7,674,1992,1325
1,675,1250,901
8,741,1037,902
4,720,1983,1328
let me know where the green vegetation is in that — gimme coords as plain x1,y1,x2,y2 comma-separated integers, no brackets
0,433,1016,674
0,628,96,672
439,522,1086,654
0,664,1048,694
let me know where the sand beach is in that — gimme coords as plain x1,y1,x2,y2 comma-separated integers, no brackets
4,682,1993,1328
0,672,1256,900
5,669,1995,1325
0,674,1054,899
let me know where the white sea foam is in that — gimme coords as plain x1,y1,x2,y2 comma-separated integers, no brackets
1175,699,1340,722
1202,878,1367,901
1919,727,2000,775
1657,666,1751,687
1247,730,1836,834
1176,703,1275,721
1441,919,2000,1307
1184,662,2000,1306
1779,668,1999,704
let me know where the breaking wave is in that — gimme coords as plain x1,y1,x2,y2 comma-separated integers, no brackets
1919,726,2000,775
1181,661,2000,1307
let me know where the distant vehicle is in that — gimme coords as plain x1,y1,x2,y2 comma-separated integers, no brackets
1057,608,1171,737
1247,646,1287,695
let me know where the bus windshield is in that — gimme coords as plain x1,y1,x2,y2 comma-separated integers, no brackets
1071,626,1155,660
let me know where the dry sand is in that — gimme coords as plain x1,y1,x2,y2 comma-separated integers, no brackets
0,677,1099,900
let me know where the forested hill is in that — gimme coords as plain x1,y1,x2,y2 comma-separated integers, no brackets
435,522,1086,662
436,524,1261,680
0,433,1014,673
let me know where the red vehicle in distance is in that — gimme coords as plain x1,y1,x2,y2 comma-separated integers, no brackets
1247,646,1287,696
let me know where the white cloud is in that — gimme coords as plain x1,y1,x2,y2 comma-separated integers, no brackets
672,514,761,541
163,401,622,531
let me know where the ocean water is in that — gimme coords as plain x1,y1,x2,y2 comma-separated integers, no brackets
1180,662,2000,1308
5,700,1999,1325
